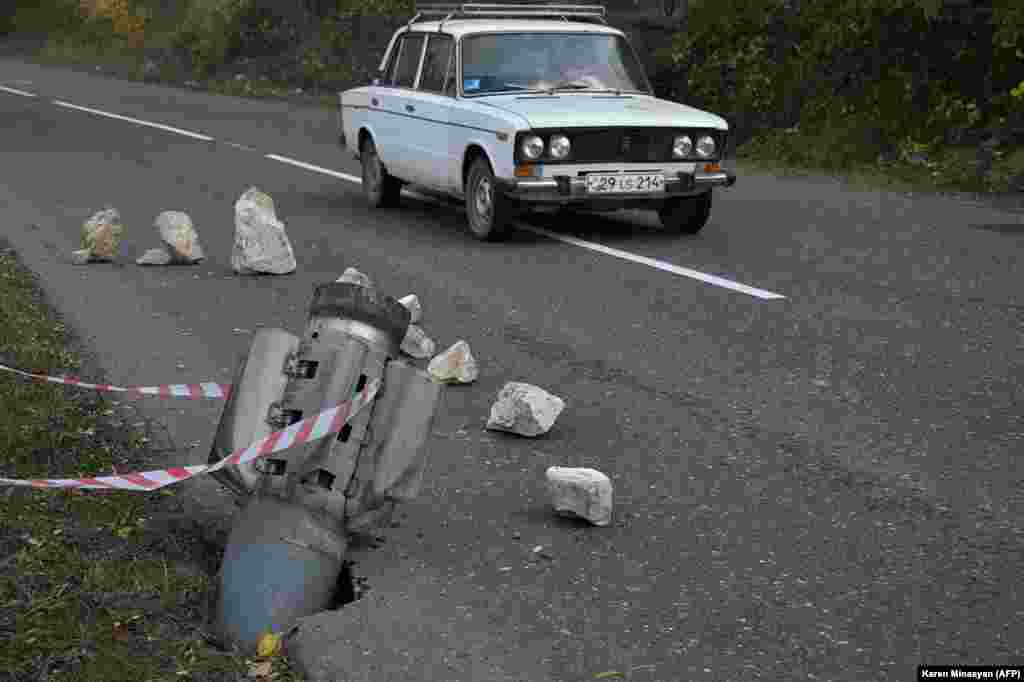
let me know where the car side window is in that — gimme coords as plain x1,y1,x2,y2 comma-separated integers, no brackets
393,34,425,89
418,34,454,94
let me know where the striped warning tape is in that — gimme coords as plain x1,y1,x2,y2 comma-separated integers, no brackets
0,378,380,491
0,362,231,399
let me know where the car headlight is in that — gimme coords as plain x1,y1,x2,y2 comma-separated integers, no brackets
696,135,716,158
672,135,693,158
548,134,571,159
521,135,544,160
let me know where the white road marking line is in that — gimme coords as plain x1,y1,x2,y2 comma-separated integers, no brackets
266,153,361,183
0,85,36,98
268,154,784,299
223,141,257,152
517,224,786,300
403,189,785,300
52,100,213,141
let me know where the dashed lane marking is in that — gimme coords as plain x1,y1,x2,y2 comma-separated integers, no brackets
53,100,214,141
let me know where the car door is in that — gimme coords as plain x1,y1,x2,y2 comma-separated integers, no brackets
401,33,457,191
377,32,426,183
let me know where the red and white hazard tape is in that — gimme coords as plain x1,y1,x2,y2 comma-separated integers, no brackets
0,378,380,491
0,362,231,399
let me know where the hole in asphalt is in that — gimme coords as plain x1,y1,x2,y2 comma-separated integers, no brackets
327,560,369,610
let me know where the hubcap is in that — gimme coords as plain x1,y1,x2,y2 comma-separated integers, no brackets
474,176,493,222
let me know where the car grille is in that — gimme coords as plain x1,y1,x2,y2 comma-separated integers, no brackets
527,128,725,164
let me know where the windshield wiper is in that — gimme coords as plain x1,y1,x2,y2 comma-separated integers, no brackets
544,80,593,94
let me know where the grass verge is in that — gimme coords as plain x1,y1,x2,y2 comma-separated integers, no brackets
735,126,1024,203
0,243,303,681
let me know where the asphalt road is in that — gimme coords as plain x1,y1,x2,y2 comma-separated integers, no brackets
1,58,1022,681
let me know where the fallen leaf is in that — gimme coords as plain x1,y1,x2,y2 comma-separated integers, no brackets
256,631,282,658
248,660,273,678
112,621,129,641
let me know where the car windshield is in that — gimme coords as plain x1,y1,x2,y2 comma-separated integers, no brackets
460,32,651,96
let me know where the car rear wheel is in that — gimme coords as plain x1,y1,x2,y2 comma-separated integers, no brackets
465,157,512,241
658,192,712,234
361,137,401,208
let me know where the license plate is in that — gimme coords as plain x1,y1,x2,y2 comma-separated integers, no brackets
585,173,664,194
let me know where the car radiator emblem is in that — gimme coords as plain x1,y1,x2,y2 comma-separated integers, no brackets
621,135,632,153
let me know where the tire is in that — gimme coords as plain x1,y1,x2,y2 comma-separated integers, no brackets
360,137,401,208
658,191,712,234
465,157,512,241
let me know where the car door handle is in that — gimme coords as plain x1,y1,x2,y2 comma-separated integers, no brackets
405,104,415,113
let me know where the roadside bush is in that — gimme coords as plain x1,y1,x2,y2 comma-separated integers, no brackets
662,0,1024,183
78,0,148,49
171,0,252,77
7,0,85,37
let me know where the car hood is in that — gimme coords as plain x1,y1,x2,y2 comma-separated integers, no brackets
479,93,728,130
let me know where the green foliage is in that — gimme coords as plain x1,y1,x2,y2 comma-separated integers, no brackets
663,0,1024,191
7,0,85,36
332,0,413,18
171,0,252,77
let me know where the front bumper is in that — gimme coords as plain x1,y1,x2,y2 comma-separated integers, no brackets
496,170,737,207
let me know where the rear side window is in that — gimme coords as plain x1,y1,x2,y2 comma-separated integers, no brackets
418,34,454,93
392,34,425,88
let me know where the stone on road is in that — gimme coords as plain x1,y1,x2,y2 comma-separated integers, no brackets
155,210,204,263
398,294,422,323
74,206,123,263
136,246,173,265
400,323,435,359
545,466,613,526
427,340,478,384
231,187,296,275
486,382,565,437
336,266,373,288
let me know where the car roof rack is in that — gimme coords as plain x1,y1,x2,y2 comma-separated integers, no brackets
412,3,607,24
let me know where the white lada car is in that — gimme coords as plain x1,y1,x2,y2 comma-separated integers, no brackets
339,3,736,240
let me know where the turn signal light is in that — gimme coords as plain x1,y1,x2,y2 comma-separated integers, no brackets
703,162,721,173
515,165,538,178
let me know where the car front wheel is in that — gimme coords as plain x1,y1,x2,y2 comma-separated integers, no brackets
360,137,401,208
658,192,712,234
465,157,512,241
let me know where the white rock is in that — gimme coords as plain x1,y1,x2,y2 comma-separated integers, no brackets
231,187,296,275
427,340,478,384
545,466,613,526
136,247,173,265
155,210,204,263
486,382,565,437
81,207,124,261
400,324,435,359
398,294,422,323
336,266,373,288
